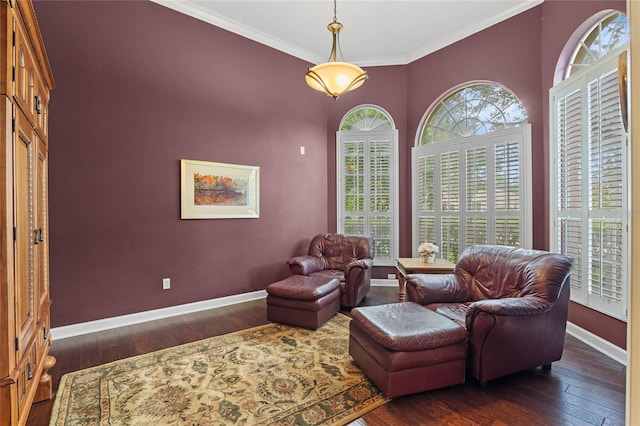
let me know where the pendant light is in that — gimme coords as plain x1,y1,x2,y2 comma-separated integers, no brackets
305,0,367,99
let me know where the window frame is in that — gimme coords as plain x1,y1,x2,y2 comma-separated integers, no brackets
418,81,528,145
337,105,399,267
550,46,629,320
413,82,531,261
412,125,532,260
565,11,629,79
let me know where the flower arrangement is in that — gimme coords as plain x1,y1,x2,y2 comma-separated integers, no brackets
418,242,439,263
418,242,439,256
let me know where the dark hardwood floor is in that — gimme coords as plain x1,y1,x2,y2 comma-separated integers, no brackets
28,287,626,426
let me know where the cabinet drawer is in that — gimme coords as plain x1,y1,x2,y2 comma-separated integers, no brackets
36,315,52,362
16,344,37,420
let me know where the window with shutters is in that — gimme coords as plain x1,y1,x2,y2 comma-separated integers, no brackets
550,11,628,320
338,105,398,266
413,83,531,262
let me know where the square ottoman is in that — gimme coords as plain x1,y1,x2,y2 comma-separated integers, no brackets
349,302,468,398
266,275,341,329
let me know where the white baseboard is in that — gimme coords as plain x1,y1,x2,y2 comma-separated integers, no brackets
371,278,398,287
566,321,627,366
51,283,397,340
51,285,628,368
50,290,267,341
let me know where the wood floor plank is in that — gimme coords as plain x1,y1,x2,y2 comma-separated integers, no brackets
26,287,626,426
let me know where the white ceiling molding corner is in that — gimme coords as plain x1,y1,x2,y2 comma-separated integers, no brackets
150,0,545,67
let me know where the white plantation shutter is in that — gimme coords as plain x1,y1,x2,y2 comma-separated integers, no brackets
589,220,623,303
440,151,461,261
369,139,393,262
440,151,460,212
550,49,628,319
555,84,584,296
466,147,488,246
466,147,487,212
417,155,437,245
342,139,365,235
412,126,532,262
557,218,582,293
494,142,521,246
338,130,398,266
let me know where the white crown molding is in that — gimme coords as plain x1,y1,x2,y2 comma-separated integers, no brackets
150,0,543,67
150,0,325,65
405,0,544,64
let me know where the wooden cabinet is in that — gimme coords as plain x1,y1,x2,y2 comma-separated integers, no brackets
0,1,54,425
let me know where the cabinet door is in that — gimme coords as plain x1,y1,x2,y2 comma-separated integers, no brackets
0,2,13,97
13,13,35,124
14,107,35,362
35,137,48,325
32,72,48,142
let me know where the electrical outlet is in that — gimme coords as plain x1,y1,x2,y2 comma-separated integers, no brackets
162,278,171,290
387,273,397,280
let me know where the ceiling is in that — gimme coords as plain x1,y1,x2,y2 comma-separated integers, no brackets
151,0,544,67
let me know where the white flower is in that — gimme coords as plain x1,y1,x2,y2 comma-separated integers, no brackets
418,242,439,255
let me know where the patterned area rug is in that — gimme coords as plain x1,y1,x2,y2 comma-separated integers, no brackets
49,314,388,425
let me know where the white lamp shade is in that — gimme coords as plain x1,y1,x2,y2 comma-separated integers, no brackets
306,61,368,98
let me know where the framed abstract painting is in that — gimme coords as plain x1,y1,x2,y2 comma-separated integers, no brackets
180,159,260,219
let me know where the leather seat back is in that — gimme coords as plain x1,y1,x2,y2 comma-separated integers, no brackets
455,245,571,303
308,233,374,270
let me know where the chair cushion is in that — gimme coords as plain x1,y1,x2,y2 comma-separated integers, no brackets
266,275,340,300
351,302,467,352
309,269,345,282
426,303,471,327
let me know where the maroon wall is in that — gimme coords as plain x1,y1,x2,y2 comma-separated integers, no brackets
34,0,628,349
34,1,331,327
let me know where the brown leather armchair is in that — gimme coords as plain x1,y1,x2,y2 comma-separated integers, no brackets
406,245,572,385
287,233,374,308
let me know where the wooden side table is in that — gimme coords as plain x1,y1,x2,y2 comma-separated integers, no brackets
395,257,455,301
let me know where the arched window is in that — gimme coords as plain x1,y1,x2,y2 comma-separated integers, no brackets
413,83,531,262
337,105,398,266
565,11,628,78
419,83,527,145
550,11,628,319
340,107,394,131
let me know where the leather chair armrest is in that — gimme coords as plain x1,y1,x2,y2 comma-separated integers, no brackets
342,259,373,307
345,258,373,271
468,296,553,318
287,255,324,275
406,274,468,305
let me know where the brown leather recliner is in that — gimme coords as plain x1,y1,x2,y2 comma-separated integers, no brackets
287,233,374,308
406,245,572,385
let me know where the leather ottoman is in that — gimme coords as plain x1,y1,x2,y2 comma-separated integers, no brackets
266,275,341,329
349,302,467,398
